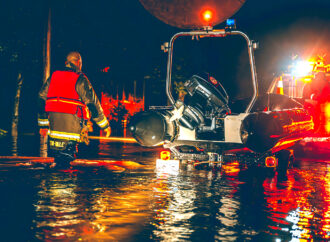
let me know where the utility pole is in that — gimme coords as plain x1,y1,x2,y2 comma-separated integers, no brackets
40,5,51,157
11,73,23,156
43,6,51,84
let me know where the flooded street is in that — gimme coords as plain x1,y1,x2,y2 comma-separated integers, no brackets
0,136,330,241
1,0,330,241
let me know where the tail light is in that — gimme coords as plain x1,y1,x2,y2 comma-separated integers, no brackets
265,156,278,168
160,150,171,160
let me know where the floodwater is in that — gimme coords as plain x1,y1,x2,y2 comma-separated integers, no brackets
0,135,330,241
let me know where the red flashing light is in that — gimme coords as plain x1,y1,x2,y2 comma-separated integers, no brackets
160,150,171,160
265,156,277,168
202,9,213,22
101,66,110,73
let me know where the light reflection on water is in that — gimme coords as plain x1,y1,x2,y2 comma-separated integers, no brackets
0,136,330,241
152,172,197,241
33,171,157,241
263,162,330,241
35,176,81,240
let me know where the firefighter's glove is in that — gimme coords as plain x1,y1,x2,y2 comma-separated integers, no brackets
39,128,48,137
80,126,90,145
104,126,111,138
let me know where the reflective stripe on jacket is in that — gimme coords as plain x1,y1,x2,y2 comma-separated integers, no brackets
48,130,81,142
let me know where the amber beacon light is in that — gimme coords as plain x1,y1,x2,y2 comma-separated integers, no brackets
160,150,171,160
202,9,213,22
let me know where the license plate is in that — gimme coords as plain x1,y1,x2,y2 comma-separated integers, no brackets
156,159,180,174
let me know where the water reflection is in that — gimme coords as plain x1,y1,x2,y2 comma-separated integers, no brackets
2,137,330,241
263,161,330,241
11,135,18,156
34,174,83,240
152,171,197,241
33,155,330,241
33,160,157,241
82,180,154,241
150,162,249,241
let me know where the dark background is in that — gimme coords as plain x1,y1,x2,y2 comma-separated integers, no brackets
0,0,329,133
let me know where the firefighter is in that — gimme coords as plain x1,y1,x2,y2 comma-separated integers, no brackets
38,51,111,168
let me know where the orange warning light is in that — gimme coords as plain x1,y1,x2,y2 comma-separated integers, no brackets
202,9,213,22
160,150,171,160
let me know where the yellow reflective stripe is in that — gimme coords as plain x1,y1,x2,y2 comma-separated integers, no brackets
85,108,91,119
96,117,109,128
38,119,49,126
49,130,80,141
47,99,85,106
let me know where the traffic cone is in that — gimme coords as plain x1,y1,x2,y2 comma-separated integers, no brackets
276,77,284,95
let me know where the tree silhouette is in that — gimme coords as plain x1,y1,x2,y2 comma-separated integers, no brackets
110,103,129,136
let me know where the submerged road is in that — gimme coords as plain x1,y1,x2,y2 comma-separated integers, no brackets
0,136,330,241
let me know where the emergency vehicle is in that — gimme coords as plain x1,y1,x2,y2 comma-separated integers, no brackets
268,56,330,136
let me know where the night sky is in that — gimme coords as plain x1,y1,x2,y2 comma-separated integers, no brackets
0,0,329,133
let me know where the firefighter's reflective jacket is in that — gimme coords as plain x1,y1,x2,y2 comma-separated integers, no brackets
38,66,109,142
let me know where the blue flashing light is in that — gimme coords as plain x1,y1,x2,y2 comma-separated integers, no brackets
226,19,236,27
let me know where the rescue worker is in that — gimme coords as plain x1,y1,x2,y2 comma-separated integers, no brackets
38,51,111,168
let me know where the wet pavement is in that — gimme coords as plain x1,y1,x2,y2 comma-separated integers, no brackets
0,135,330,241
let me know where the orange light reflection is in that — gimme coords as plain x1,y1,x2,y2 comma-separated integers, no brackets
263,163,330,240
89,136,137,143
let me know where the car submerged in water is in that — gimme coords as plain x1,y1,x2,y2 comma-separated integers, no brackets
129,21,314,174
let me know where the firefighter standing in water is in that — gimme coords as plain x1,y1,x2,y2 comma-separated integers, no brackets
38,51,111,168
